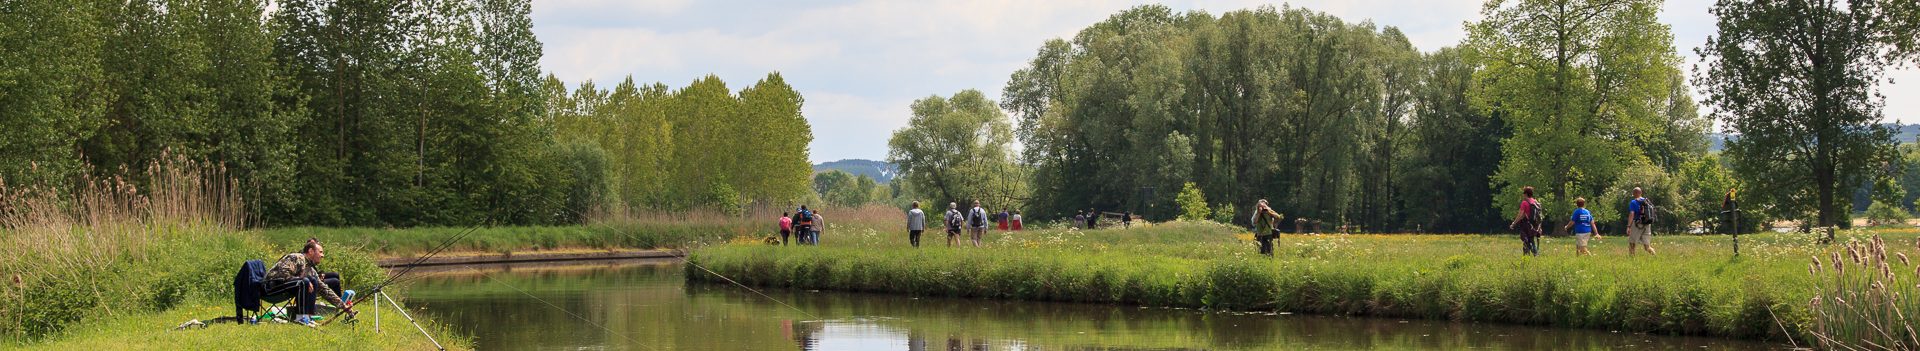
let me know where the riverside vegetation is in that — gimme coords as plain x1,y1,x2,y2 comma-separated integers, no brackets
0,158,465,349
689,220,1920,345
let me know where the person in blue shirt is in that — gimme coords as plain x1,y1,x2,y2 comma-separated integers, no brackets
1562,197,1600,256
1626,187,1657,256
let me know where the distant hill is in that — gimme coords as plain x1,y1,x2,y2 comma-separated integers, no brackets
1708,123,1920,152
813,159,897,183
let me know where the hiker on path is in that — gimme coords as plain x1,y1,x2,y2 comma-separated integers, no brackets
1073,211,1086,229
1562,197,1599,256
779,212,793,246
968,201,990,247
266,241,355,326
907,202,927,248
1251,200,1284,256
1508,186,1543,257
998,210,1011,231
1010,211,1023,231
811,210,826,245
1627,187,1657,256
1086,209,1098,229
1123,211,1134,229
945,203,964,247
795,206,816,246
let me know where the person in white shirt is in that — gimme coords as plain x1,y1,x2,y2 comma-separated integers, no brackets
906,201,927,248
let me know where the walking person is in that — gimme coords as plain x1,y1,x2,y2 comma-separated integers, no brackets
1508,186,1544,257
907,202,927,248
1626,187,1657,256
1251,200,1284,256
1073,211,1086,229
1122,211,1133,229
1562,197,1600,256
811,210,826,245
945,203,964,247
779,212,794,246
795,205,816,246
1010,211,1023,231
997,210,1011,231
1086,209,1098,229
968,200,989,247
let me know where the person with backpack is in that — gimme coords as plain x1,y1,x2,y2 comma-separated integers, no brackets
795,205,816,246
968,200,989,247
1562,197,1600,256
1250,199,1285,256
945,202,964,247
1508,186,1544,256
779,212,794,246
1627,187,1657,256
907,202,926,248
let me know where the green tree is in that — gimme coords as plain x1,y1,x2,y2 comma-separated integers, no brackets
1466,0,1686,227
1175,182,1212,221
888,90,1026,209
1697,0,1919,227
0,0,111,186
1396,47,1510,232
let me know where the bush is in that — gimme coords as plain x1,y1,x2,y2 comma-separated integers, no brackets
1175,182,1211,221
1865,200,1911,226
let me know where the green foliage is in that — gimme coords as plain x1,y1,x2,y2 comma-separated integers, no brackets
812,170,886,207
1864,201,1911,226
887,90,1027,210
1210,203,1239,226
1466,0,1695,229
1699,0,1914,227
1174,182,1211,221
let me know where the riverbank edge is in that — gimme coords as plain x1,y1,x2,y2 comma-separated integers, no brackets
376,248,683,267
685,245,1811,344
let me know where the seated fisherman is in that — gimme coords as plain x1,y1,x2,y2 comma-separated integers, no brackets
304,237,345,299
266,240,355,326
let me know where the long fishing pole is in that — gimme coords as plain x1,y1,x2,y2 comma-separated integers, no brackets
318,221,487,327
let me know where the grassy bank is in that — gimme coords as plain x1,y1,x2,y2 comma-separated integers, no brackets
0,161,467,349
688,220,1892,342
266,204,905,258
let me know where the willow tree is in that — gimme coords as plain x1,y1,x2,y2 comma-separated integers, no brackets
1698,0,1919,227
887,90,1027,210
1465,0,1686,226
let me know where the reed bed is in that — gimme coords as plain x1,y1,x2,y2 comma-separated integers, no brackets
1808,235,1920,350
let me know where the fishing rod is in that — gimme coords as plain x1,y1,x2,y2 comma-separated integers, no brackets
317,221,488,327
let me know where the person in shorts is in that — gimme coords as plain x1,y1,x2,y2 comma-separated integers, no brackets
944,202,964,247
1626,187,1657,256
1562,197,1600,256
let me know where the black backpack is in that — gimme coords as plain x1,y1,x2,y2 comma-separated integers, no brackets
969,209,985,227
1634,198,1656,225
1524,200,1544,229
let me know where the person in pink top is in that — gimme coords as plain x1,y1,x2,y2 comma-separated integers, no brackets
1507,186,1544,256
778,212,794,246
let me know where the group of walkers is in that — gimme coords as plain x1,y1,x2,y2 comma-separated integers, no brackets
778,206,826,246
1508,186,1660,257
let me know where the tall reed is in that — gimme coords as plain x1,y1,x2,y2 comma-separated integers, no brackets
1808,235,1920,350
0,152,246,340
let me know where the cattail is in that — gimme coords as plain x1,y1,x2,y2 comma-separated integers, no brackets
1835,252,1847,274
1815,256,1826,273
1899,252,1911,266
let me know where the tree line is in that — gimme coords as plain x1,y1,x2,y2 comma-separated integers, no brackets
890,1,1918,233
0,0,814,227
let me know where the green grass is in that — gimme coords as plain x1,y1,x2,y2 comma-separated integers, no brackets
12,296,465,351
687,220,1900,342
0,225,466,349
262,222,753,257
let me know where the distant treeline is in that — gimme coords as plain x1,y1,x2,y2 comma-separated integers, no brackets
0,0,812,227
891,2,1918,233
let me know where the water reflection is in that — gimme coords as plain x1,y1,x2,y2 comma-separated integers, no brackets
399,261,1783,350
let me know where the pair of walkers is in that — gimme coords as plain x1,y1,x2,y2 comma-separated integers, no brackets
923,201,988,247
1509,186,1658,256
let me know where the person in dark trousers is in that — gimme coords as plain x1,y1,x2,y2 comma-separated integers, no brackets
1508,186,1543,257
779,212,793,246
1251,200,1284,256
906,201,926,248
1086,209,1098,229
1122,211,1133,229
794,205,816,246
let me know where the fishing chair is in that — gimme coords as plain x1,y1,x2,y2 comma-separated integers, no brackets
232,259,309,324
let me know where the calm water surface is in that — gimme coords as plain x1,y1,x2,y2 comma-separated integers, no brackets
398,261,1784,350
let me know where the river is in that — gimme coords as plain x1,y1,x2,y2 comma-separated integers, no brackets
396,260,1785,350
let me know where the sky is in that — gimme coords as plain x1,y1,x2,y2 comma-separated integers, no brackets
531,0,1920,164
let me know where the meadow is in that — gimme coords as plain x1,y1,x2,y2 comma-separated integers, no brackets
688,219,1920,344
0,161,466,349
